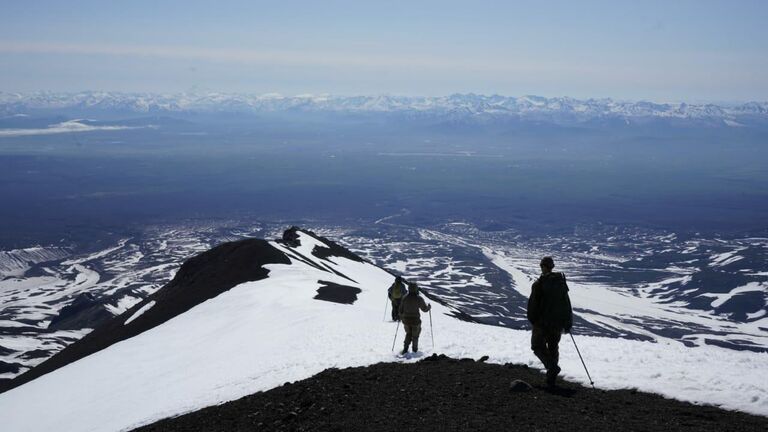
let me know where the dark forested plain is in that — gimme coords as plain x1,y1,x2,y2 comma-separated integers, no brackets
1,113,767,248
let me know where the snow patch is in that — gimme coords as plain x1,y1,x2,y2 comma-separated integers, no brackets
124,301,156,325
709,249,746,267
105,295,143,316
698,282,768,309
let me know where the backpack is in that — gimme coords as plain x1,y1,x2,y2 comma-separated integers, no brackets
390,282,405,299
528,272,572,327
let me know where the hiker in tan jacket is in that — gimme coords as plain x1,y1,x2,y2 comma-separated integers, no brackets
398,282,431,354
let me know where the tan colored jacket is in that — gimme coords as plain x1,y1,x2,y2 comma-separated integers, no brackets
398,294,431,325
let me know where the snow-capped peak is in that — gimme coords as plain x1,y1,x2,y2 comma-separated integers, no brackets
2,91,767,125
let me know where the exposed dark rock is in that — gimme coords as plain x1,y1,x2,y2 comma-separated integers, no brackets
314,281,362,305
0,361,22,375
281,226,301,247
18,349,53,360
47,292,113,331
422,353,450,362
510,379,532,392
132,357,768,432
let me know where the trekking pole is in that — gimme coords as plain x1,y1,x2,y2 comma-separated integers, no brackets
570,332,595,388
383,297,389,322
429,309,435,349
391,320,400,351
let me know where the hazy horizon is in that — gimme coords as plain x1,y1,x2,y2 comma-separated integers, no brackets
3,1,768,102
2,89,766,107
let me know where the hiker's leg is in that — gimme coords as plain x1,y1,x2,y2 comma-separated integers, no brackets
391,300,398,321
531,325,551,369
546,327,562,369
412,324,422,352
403,324,413,352
544,327,562,386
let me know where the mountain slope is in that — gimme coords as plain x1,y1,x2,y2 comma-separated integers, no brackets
0,228,765,432
134,355,767,432
0,237,289,393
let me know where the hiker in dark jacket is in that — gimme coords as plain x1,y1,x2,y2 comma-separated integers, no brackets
387,276,407,321
398,282,431,354
527,256,573,386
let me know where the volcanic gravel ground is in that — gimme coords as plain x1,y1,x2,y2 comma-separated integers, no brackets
134,355,767,432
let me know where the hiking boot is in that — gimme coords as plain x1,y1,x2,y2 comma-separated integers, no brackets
545,371,556,387
546,366,561,387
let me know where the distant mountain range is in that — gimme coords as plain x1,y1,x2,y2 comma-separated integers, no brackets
1,92,767,125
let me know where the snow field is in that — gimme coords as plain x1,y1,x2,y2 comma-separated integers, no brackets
0,231,766,432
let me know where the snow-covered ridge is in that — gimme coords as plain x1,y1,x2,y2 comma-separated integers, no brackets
0,247,70,278
0,228,766,432
1,91,766,123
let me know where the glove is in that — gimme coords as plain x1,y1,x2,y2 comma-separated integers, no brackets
563,323,572,334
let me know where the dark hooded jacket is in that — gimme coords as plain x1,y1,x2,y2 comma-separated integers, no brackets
399,287,430,325
527,272,573,329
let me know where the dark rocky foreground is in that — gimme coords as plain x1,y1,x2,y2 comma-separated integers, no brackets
133,355,767,432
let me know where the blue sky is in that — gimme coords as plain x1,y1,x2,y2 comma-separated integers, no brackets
1,0,766,101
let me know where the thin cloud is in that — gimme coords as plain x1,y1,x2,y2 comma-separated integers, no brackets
3,41,762,100
0,120,145,137
0,41,576,74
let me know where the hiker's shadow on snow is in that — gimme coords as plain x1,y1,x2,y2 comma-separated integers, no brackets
398,352,425,360
537,386,578,397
